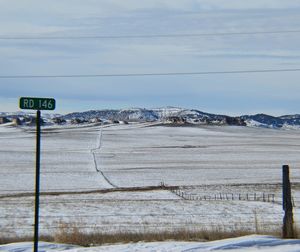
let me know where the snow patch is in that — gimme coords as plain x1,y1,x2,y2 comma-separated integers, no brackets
1,236,300,252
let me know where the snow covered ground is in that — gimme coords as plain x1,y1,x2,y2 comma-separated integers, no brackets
2,123,300,193
97,125,300,187
0,124,114,195
1,235,300,252
0,189,285,237
0,123,300,238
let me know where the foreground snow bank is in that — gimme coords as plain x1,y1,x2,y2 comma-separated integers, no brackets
0,242,78,252
1,236,300,252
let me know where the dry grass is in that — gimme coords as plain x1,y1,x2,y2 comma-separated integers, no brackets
52,228,253,247
49,222,282,247
1,222,295,247
0,235,52,245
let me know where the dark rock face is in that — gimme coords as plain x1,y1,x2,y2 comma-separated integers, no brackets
0,117,10,124
52,117,66,124
224,116,247,126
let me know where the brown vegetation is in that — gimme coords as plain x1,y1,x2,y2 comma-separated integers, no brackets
0,222,289,247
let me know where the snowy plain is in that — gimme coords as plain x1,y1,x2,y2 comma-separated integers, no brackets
1,235,300,252
0,122,300,246
2,123,300,193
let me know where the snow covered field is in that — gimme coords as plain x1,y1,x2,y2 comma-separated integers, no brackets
98,125,300,187
2,235,300,252
0,123,300,238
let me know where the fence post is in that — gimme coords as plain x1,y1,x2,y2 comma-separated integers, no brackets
282,165,295,238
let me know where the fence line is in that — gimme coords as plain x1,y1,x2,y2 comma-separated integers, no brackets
0,182,289,238
168,187,276,203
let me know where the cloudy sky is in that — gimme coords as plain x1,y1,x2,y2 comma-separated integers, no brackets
1,0,300,115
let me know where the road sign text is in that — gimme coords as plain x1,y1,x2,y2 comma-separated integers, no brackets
19,97,56,111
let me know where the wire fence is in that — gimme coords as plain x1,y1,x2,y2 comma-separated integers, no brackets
171,189,276,203
1,180,297,239
0,194,286,238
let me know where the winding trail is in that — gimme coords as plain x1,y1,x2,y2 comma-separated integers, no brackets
91,126,117,188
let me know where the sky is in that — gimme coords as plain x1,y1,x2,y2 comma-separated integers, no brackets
1,0,300,116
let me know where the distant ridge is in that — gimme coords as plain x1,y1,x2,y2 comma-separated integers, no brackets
62,107,246,126
241,113,300,128
61,108,300,128
1,107,300,129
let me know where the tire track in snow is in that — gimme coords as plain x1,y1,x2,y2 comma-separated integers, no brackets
91,126,117,188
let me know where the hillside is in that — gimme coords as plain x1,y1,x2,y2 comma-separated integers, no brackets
1,107,300,128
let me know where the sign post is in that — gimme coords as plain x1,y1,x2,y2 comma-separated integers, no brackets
19,97,56,252
34,110,41,252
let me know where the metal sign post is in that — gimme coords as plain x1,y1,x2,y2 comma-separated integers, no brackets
34,110,41,252
19,97,56,252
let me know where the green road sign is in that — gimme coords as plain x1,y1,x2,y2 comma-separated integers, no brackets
19,97,56,110
18,97,56,252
